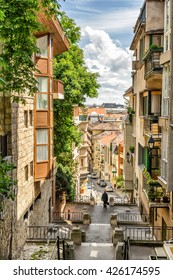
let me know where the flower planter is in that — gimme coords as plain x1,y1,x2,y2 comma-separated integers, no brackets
162,196,170,203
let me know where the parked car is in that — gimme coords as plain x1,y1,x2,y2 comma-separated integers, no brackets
105,185,113,192
97,179,104,185
100,180,107,187
91,172,97,179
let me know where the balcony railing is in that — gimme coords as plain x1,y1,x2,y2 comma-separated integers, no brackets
143,115,161,136
143,48,163,79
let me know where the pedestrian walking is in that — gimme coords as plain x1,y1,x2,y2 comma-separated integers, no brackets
101,189,108,208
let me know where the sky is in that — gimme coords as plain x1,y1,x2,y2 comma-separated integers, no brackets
60,0,144,105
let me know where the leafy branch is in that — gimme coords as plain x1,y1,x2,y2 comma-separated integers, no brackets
0,156,17,211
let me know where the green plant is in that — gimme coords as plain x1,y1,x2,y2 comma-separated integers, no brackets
129,145,135,153
0,156,16,211
150,44,159,49
116,174,124,189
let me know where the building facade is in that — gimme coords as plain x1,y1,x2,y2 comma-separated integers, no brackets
0,11,69,259
125,0,173,235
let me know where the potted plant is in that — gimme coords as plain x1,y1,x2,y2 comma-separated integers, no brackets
129,145,135,153
147,186,155,202
154,187,163,202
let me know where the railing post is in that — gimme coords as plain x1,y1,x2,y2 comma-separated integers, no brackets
63,240,66,260
57,236,60,260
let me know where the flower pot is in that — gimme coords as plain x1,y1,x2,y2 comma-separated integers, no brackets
162,196,169,203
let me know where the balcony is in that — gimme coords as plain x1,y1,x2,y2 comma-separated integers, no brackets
143,170,170,208
52,79,64,99
143,116,161,137
143,48,163,81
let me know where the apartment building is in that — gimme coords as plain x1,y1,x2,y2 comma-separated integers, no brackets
0,11,69,259
73,106,90,187
125,0,173,235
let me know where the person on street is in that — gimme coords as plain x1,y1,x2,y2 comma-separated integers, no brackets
101,189,108,208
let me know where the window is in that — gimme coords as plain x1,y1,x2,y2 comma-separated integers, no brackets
30,161,33,177
29,110,33,126
36,129,48,162
143,96,148,116
36,35,48,57
36,76,48,92
151,94,161,115
81,159,84,167
139,37,145,63
24,111,28,127
150,34,163,48
24,165,28,181
36,93,48,110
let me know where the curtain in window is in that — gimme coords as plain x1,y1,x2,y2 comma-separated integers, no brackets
37,129,48,144
151,94,161,115
36,77,48,92
36,94,48,109
36,35,48,57
37,146,48,161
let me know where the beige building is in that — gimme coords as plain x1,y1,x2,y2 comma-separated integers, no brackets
73,106,90,188
0,11,69,259
126,0,173,234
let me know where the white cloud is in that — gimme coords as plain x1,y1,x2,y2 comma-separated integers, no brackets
82,26,133,104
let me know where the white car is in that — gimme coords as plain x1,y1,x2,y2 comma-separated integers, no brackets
105,185,113,192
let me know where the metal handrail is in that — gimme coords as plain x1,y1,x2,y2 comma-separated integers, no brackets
52,211,83,223
117,212,149,223
123,226,173,241
27,225,71,240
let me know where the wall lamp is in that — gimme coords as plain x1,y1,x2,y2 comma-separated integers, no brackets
148,135,161,158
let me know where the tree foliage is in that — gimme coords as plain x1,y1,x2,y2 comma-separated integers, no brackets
0,0,62,103
54,13,100,197
56,163,75,200
0,156,16,211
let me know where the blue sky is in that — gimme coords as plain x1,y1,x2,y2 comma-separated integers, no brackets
60,0,144,104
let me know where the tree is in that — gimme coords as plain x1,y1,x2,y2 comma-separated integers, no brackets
53,13,100,198
0,0,62,103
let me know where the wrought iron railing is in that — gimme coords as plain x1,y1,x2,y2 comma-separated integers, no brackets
123,226,173,241
144,49,163,79
27,225,71,241
113,196,136,204
52,211,83,223
74,195,90,203
117,212,149,223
